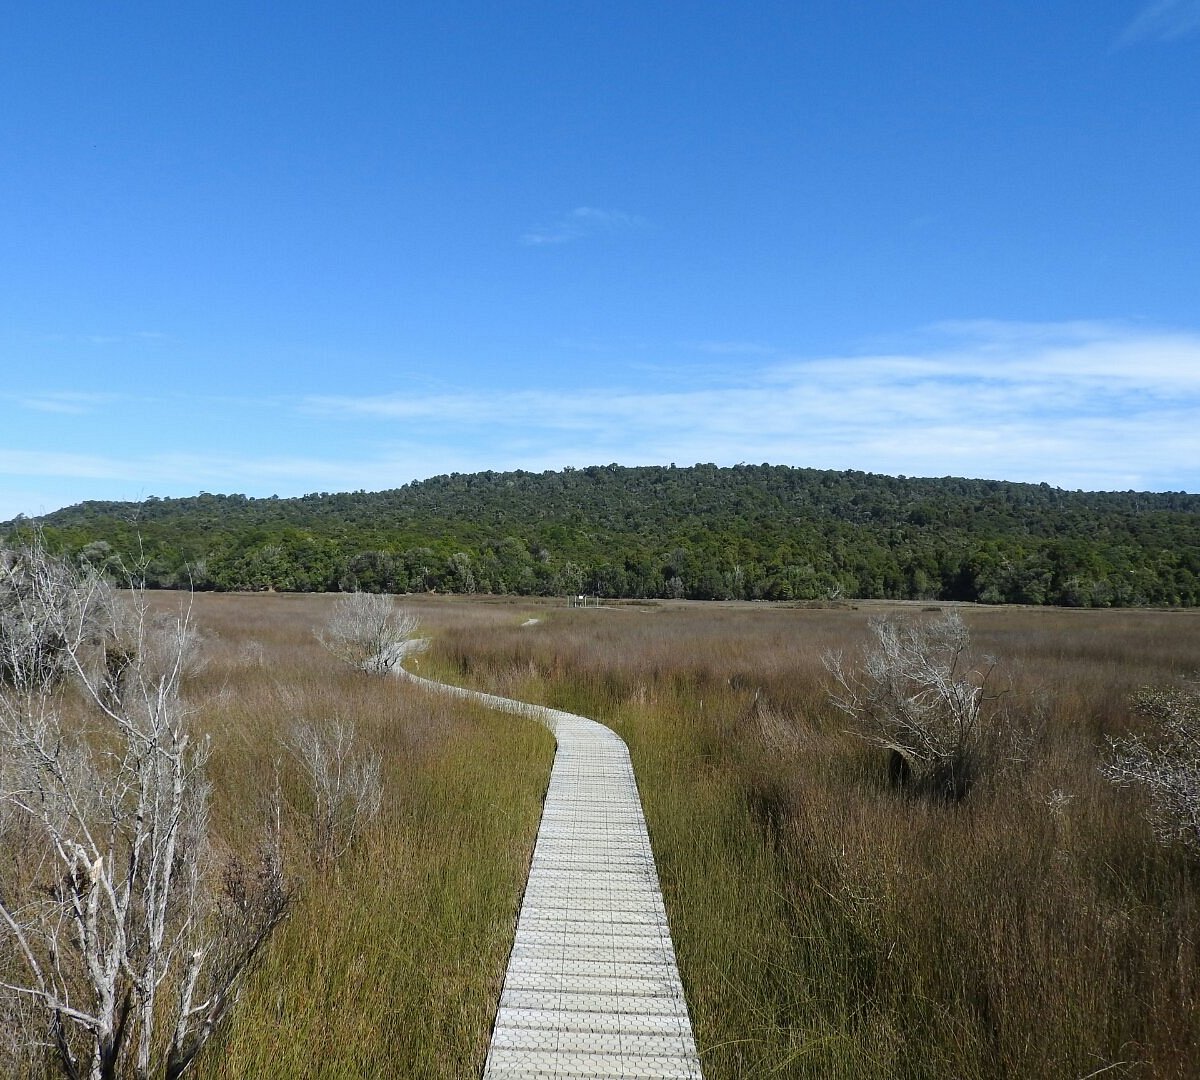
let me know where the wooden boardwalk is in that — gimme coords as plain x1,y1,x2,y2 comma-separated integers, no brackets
400,666,703,1079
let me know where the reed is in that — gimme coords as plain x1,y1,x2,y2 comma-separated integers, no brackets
426,599,1200,1079
168,594,554,1080
6,593,1196,1077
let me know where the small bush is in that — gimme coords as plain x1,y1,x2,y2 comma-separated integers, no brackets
317,591,419,674
1102,684,1200,855
824,610,1001,799
287,719,383,867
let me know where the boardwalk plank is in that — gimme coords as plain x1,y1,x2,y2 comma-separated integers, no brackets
401,658,703,1080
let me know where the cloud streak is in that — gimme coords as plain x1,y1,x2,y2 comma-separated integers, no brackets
520,206,648,246
3,320,1197,520
9,392,120,415
1117,0,1200,45
306,320,1200,493
0,448,382,488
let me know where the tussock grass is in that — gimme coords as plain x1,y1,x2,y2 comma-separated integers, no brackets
6,593,1198,1078
181,594,555,1080
0,592,553,1079
426,600,1200,1079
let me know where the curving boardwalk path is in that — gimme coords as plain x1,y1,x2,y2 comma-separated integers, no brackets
399,661,703,1080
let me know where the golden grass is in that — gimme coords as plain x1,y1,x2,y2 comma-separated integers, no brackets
427,599,1200,1079
5,593,1198,1078
141,594,553,1079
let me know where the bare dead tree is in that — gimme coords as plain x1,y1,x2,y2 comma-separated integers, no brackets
317,591,419,674
0,542,288,1080
824,610,999,799
1102,685,1200,855
0,544,103,693
287,719,383,867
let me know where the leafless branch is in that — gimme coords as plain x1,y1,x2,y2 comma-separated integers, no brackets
823,610,1000,799
1102,685,1200,855
0,539,288,1079
287,719,383,867
317,591,420,674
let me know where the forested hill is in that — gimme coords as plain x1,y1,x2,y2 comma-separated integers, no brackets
6,464,1200,606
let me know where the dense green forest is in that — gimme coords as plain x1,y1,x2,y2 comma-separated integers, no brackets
4,464,1199,605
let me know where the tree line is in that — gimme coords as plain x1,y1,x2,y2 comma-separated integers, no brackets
5,463,1198,606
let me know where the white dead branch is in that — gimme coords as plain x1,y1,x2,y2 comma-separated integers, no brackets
824,610,998,797
317,591,420,674
1102,685,1200,855
0,542,287,1080
287,719,383,867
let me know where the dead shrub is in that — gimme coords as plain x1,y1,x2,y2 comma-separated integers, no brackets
1102,684,1200,856
824,610,1004,800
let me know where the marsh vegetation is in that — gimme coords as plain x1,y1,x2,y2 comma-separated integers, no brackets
3,589,1197,1077
1,589,552,1079
429,598,1200,1078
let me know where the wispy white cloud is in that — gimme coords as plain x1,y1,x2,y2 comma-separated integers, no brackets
66,331,169,346
10,391,120,415
0,450,136,481
304,320,1200,492
4,319,1198,520
691,340,778,356
0,448,418,517
1117,0,1200,45
520,206,648,246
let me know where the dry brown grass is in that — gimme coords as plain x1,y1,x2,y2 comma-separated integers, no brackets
182,593,556,1080
424,598,1200,1079
2,591,554,1079
6,592,1197,1078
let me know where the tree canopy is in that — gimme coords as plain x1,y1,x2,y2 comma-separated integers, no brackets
5,464,1198,606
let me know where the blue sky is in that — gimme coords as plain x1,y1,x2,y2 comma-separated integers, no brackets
3,1,1199,519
